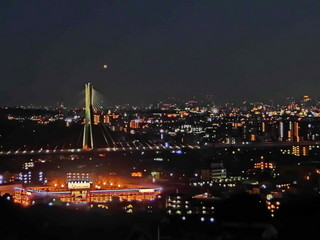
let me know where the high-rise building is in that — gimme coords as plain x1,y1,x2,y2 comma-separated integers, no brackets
293,122,300,142
279,122,284,141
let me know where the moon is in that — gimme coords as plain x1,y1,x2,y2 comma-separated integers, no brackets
103,64,108,69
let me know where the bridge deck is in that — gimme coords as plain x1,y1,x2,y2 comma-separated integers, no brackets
1,141,320,156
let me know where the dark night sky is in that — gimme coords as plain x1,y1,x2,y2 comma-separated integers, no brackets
1,0,320,106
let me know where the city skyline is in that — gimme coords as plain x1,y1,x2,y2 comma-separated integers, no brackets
2,2,320,239
1,1,320,106
0,81,318,109
0,93,318,109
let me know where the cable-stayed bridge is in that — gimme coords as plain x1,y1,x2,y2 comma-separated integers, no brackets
2,83,317,157
0,83,200,156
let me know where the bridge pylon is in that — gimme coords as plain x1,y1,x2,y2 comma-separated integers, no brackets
83,83,94,149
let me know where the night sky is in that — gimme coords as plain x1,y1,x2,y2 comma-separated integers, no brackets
1,1,320,106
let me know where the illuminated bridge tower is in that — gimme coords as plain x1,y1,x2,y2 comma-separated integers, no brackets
83,83,94,149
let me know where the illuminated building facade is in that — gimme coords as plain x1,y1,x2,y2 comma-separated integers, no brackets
279,122,284,141
288,121,293,142
18,171,45,185
293,122,300,142
292,145,309,156
254,162,275,170
130,119,140,129
211,168,227,180
66,172,91,182
14,185,162,206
